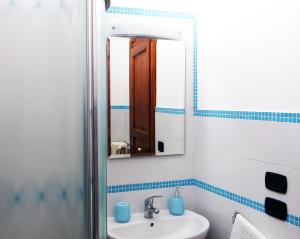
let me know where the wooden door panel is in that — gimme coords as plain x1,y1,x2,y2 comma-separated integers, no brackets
130,38,156,156
132,51,149,133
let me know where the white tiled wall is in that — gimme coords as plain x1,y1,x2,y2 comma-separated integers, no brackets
111,110,129,143
107,186,196,217
155,113,185,155
195,185,300,239
192,118,300,238
192,1,300,237
196,0,300,112
156,40,185,109
106,1,300,239
110,37,130,106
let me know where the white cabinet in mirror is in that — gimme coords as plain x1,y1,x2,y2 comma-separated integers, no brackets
107,36,185,159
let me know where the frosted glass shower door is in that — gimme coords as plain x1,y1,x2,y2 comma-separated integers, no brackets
0,1,92,239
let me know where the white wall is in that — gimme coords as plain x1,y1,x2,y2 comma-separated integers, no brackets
111,110,130,143
156,40,185,109
110,37,129,106
109,37,130,143
106,1,300,239
192,119,300,239
196,0,300,112
107,186,196,217
193,0,300,238
155,39,185,155
155,113,184,155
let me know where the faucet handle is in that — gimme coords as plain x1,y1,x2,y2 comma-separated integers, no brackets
145,195,163,206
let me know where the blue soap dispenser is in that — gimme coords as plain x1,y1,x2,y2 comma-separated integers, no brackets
169,186,184,216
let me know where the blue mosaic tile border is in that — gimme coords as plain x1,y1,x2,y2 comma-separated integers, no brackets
107,6,300,124
110,106,185,114
193,178,300,228
195,110,300,123
107,179,193,193
111,105,129,110
193,179,265,212
107,178,300,228
155,107,185,115
287,214,300,227
107,6,195,19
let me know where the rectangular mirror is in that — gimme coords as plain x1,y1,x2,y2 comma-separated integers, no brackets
107,36,185,158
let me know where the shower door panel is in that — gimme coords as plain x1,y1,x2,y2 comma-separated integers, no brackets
0,1,91,239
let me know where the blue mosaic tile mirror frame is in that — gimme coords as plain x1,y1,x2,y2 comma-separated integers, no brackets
107,6,300,124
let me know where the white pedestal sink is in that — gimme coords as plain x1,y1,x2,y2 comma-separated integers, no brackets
108,209,210,239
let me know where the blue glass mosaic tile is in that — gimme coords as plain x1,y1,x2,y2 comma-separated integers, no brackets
193,179,265,213
107,6,194,19
110,106,185,114
107,178,300,229
107,179,193,194
110,105,129,110
194,110,300,123
155,107,185,115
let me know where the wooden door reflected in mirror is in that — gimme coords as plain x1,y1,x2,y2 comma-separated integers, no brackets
130,38,156,156
107,36,185,159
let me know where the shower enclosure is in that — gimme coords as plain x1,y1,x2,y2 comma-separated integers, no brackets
0,0,106,238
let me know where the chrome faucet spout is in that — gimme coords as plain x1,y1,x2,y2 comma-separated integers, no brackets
144,195,163,219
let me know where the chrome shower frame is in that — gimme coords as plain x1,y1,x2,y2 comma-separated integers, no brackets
86,0,108,238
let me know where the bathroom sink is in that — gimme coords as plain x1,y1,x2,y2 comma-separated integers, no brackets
108,209,210,239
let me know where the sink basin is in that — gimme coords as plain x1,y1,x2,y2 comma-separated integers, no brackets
108,209,210,239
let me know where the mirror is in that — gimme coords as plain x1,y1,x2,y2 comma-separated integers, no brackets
107,36,185,158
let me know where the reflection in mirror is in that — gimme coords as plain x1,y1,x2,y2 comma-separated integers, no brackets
107,36,185,158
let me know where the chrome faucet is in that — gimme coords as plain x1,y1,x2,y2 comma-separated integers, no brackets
144,195,163,219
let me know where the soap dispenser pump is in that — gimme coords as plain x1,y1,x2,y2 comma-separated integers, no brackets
169,186,184,216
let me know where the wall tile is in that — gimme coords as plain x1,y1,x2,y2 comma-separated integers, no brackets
107,186,196,217
106,5,300,239
195,188,300,239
